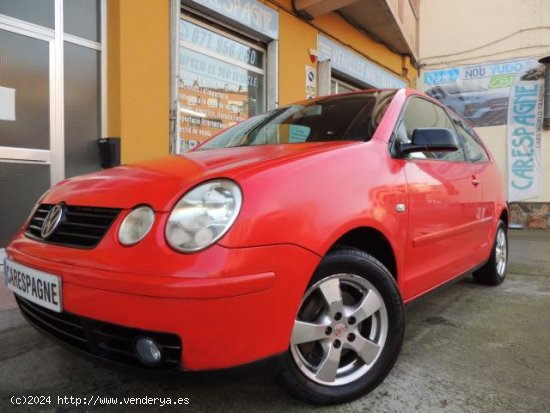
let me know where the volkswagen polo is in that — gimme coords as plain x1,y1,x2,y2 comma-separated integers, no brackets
4,89,508,404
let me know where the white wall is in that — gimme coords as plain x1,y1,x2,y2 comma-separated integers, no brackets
419,0,550,202
420,0,550,67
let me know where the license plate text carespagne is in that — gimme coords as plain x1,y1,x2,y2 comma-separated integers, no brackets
5,266,60,306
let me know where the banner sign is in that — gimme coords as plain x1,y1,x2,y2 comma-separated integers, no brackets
423,59,543,127
318,35,406,89
187,0,279,39
423,58,545,202
181,20,263,69
507,78,544,202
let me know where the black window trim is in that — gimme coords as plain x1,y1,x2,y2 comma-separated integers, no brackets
447,110,491,164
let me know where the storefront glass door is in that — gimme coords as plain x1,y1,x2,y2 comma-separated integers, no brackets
0,1,104,249
0,25,53,247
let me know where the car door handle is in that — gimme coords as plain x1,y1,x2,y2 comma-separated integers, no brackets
471,176,480,186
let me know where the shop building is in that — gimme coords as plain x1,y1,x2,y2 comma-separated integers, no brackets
173,0,419,152
0,0,418,248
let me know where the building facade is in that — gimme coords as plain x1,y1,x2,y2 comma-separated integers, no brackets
0,0,418,247
0,0,105,247
419,0,550,228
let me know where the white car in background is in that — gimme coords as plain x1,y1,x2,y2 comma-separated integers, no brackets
426,84,509,127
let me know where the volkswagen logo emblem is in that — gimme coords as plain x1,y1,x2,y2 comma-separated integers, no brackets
41,204,65,239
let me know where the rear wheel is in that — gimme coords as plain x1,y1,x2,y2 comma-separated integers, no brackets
473,220,508,285
279,247,404,404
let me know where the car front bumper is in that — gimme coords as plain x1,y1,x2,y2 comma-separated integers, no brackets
6,240,320,370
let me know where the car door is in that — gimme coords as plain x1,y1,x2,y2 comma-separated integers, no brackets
449,113,494,265
394,97,479,299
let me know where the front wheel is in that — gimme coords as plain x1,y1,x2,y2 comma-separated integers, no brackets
279,247,404,404
473,220,508,286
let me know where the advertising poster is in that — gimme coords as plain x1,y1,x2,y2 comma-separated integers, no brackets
178,19,265,152
507,75,544,202
423,59,544,127
423,58,545,202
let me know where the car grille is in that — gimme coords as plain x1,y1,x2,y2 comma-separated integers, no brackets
16,296,182,370
26,204,121,248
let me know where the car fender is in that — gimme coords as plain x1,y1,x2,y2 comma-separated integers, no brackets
218,142,409,285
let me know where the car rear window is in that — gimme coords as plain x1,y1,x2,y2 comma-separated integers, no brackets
199,90,397,149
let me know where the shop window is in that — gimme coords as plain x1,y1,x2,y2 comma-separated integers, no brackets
331,78,361,95
178,17,266,152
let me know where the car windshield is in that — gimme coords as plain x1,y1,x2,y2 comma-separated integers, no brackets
199,90,397,149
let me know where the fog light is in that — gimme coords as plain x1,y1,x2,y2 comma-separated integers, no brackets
135,337,162,366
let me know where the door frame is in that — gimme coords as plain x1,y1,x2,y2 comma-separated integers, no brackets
0,16,57,180
0,0,106,254
0,0,107,186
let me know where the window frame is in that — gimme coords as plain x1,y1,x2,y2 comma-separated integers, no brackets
331,76,362,95
390,95,467,163
200,92,392,149
176,13,269,153
448,111,491,164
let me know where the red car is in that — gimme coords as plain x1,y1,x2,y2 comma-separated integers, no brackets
4,89,508,404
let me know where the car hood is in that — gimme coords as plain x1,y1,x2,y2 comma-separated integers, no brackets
43,142,358,211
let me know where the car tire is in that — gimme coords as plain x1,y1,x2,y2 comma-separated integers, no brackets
278,246,404,405
472,220,508,286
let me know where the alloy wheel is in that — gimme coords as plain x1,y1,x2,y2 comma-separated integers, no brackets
290,273,388,386
495,227,507,276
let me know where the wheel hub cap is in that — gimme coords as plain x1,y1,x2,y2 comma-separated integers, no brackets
334,323,347,337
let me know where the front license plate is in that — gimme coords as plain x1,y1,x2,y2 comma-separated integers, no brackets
3,258,63,313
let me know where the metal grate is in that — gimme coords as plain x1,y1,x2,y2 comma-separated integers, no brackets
16,296,182,370
25,204,121,248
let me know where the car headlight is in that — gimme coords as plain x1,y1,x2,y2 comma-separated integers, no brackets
118,206,155,246
165,179,242,252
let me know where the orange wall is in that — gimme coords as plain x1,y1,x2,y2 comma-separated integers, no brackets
107,0,416,160
277,9,318,104
263,0,417,105
107,0,170,163
106,0,120,138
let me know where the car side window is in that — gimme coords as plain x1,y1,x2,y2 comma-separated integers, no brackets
398,97,466,161
451,116,489,163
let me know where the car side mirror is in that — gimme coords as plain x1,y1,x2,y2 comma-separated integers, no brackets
398,128,459,155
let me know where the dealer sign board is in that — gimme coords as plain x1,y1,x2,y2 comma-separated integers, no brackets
318,35,406,89
186,0,279,39
423,58,545,202
507,78,544,202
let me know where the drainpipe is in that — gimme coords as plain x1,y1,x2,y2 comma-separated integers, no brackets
538,56,550,129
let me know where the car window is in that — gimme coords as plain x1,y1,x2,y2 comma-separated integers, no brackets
199,91,398,149
397,97,466,162
451,116,490,163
